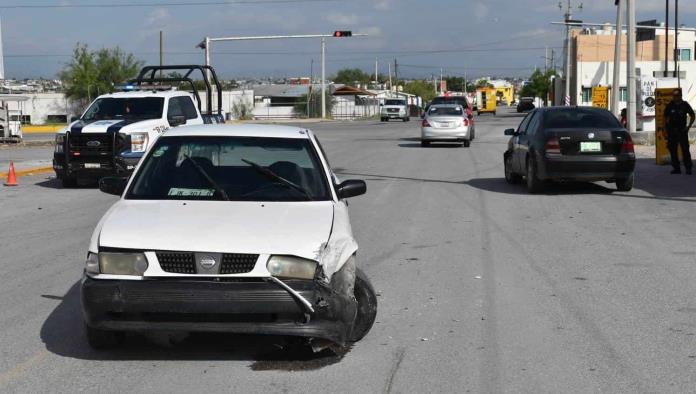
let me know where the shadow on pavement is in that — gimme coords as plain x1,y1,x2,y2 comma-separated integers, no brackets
399,143,464,148
35,177,98,189
40,281,349,369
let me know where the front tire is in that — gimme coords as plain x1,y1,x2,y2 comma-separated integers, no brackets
526,157,543,193
505,154,522,184
462,140,471,148
349,268,377,342
61,176,78,188
616,173,634,191
85,323,124,349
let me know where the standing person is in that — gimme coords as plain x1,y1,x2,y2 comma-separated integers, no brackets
664,89,695,174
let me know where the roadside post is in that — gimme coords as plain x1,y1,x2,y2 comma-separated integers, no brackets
591,86,609,109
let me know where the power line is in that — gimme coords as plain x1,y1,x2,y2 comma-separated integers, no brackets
0,0,340,9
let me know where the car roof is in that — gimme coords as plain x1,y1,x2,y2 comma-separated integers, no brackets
162,124,311,139
429,104,463,108
101,90,192,99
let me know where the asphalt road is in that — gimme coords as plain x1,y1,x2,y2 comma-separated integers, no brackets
2,108,696,393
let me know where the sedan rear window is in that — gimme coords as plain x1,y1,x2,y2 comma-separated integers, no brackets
429,106,463,116
430,97,469,109
543,109,622,129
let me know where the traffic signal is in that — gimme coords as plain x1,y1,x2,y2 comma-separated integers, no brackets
333,31,352,37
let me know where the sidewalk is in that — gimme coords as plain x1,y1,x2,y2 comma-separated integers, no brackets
0,145,54,177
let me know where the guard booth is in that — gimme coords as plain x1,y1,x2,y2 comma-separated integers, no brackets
0,94,29,142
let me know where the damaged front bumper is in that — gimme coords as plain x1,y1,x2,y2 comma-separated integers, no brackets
81,276,357,345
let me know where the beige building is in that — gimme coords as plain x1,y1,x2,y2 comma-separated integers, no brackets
559,23,696,111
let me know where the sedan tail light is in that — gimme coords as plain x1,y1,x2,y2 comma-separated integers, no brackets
463,118,469,127
621,133,634,154
545,137,561,155
422,119,431,127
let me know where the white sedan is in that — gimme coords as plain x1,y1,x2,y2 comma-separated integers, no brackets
421,104,475,147
81,124,377,349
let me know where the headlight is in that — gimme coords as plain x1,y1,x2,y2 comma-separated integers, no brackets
266,255,317,280
85,252,99,274
130,133,149,153
99,252,148,275
55,134,65,153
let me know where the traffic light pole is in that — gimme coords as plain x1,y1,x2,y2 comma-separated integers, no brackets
197,32,368,119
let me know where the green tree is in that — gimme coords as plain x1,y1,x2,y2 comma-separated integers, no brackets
333,68,371,85
403,80,436,103
294,89,335,118
519,69,557,104
60,43,143,104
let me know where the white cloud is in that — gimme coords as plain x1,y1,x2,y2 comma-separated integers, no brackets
473,2,489,19
145,8,171,28
325,12,359,26
374,0,391,10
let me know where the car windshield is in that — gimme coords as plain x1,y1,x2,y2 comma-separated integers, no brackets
127,136,330,201
543,108,622,129
384,100,406,106
82,97,164,121
429,106,463,116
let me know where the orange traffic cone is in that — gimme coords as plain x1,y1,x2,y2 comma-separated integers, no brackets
4,161,18,186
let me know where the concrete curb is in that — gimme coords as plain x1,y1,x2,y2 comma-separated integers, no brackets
0,165,53,178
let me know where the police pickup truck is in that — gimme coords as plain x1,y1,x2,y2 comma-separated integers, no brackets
53,65,225,187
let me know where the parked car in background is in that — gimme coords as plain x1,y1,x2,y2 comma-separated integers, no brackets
503,107,635,193
380,98,410,122
516,97,535,113
421,104,474,147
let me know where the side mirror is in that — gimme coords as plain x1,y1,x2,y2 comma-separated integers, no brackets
99,176,128,196
168,115,186,127
70,115,79,123
504,128,516,136
336,179,366,199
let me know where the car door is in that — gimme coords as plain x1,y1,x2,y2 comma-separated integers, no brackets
512,111,536,173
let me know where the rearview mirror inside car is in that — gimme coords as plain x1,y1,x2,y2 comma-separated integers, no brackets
168,115,186,127
504,128,516,136
336,179,366,199
99,176,128,196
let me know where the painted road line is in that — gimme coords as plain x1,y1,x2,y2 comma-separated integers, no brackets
0,166,53,178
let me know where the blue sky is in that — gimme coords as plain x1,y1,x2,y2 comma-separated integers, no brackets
2,0,695,80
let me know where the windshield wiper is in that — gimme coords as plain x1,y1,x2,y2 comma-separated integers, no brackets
241,158,314,201
182,154,230,201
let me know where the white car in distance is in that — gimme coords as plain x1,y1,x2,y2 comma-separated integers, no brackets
81,124,377,350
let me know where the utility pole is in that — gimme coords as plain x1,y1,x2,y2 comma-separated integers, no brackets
627,0,637,133
394,59,398,90
308,58,313,117
440,68,443,94
545,46,549,73
560,0,582,106
674,0,679,84
375,58,378,87
159,30,163,78
665,0,669,77
321,37,326,119
611,0,624,117
388,62,392,92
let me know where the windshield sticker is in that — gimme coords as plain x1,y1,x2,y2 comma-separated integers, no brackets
152,146,169,157
167,188,215,197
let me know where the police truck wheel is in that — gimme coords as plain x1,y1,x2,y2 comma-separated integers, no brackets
348,268,378,342
616,172,634,192
85,323,124,349
61,176,77,188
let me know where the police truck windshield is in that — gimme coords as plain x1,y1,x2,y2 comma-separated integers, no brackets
82,97,165,121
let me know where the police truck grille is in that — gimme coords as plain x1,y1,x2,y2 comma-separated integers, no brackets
220,254,259,274
68,133,113,154
156,252,196,274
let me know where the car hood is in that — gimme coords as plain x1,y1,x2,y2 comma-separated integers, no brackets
98,200,335,260
69,118,162,134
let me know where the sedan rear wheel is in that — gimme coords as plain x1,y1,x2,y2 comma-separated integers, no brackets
462,140,471,148
526,157,543,193
616,172,634,191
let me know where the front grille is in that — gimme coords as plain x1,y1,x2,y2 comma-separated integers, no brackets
156,252,196,274
220,253,259,274
68,133,114,154
387,108,399,113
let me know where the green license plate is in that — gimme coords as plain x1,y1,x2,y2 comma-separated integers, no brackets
580,141,601,152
